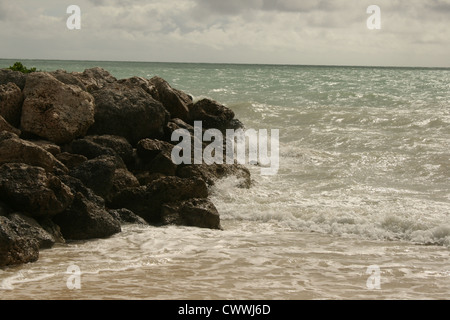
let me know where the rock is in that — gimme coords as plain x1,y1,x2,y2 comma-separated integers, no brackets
38,217,65,244
30,140,61,156
0,216,39,267
177,163,251,188
73,67,117,93
0,201,11,217
88,82,169,145
20,72,95,144
0,163,74,218
136,138,177,175
110,168,140,199
53,192,121,241
58,175,105,208
0,115,21,135
148,76,193,122
69,156,116,198
108,208,148,225
0,132,68,174
50,69,88,91
55,152,88,170
161,198,221,230
108,177,208,224
190,98,235,130
0,82,23,127
70,135,134,166
0,69,27,90
8,213,55,249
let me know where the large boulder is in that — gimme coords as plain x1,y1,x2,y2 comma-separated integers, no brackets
108,176,208,224
88,82,169,145
148,76,193,122
190,98,235,130
53,192,121,241
108,208,148,225
20,72,95,144
0,216,39,267
161,198,221,230
0,163,74,218
0,132,68,174
0,82,23,127
0,69,27,90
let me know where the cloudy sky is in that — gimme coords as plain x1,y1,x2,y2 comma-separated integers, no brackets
0,0,449,67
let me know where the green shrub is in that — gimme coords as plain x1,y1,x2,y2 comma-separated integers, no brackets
8,62,37,74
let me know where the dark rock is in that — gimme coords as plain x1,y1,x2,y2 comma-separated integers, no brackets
0,115,21,136
53,192,121,241
58,175,105,208
0,163,74,218
0,201,11,217
0,132,68,174
8,213,55,249
0,69,27,90
177,163,251,188
0,216,39,267
69,156,116,198
50,69,88,91
110,168,140,198
148,76,193,122
38,217,65,244
134,172,166,186
20,72,95,144
136,138,177,175
88,82,169,145
55,152,88,170
161,198,221,230
108,177,208,224
69,137,117,160
108,208,148,225
0,82,23,127
190,98,235,130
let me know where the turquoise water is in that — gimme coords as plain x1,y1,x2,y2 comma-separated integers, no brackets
0,59,449,299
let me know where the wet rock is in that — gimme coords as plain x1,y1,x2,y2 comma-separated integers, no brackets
148,76,193,122
108,208,148,225
8,213,55,249
161,198,221,230
20,72,95,144
88,82,169,145
0,216,39,267
0,82,23,127
108,177,208,225
0,132,68,174
0,163,74,218
177,163,251,188
53,192,121,241
110,168,140,199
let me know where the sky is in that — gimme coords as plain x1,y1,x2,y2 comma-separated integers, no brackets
0,0,449,67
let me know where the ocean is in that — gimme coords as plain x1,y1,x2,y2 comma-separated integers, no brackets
0,59,449,299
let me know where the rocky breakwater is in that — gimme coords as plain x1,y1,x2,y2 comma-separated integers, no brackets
0,67,250,267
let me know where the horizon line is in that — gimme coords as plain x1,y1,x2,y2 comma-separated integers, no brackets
1,57,449,70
